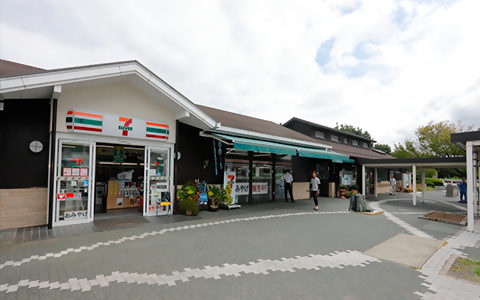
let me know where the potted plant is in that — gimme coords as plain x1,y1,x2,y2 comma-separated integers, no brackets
207,185,223,211
177,184,199,216
349,184,359,194
338,184,349,199
224,182,233,207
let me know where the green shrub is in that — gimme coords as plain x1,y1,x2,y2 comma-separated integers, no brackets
423,178,444,187
179,198,199,216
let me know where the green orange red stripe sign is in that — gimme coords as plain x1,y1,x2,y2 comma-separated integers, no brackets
66,110,103,133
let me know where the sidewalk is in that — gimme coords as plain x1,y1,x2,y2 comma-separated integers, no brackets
0,197,341,245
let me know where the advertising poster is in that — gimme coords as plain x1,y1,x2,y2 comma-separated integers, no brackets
80,168,88,177
224,171,237,203
72,168,80,176
63,168,72,176
236,182,268,195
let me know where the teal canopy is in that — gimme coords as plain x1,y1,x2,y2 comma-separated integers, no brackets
213,133,353,163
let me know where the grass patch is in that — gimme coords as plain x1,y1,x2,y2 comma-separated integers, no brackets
448,257,480,283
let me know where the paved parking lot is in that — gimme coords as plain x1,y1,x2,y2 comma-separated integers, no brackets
0,192,479,299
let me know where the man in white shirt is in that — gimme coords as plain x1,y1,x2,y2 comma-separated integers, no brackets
389,175,397,195
281,170,295,203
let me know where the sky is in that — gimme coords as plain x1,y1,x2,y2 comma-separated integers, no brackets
1,0,479,146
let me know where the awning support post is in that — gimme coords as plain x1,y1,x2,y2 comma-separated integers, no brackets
477,164,480,217
472,155,477,217
362,165,366,196
248,151,253,204
271,154,276,202
412,164,417,206
421,168,425,203
466,142,474,231
374,168,378,198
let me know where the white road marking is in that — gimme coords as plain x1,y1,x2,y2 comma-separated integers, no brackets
369,200,433,238
0,250,379,293
0,210,349,270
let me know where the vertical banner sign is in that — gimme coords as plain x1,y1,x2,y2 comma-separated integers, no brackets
224,171,237,204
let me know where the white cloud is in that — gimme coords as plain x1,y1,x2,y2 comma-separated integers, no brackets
1,0,479,146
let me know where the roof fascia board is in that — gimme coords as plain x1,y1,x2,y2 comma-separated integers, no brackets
211,126,333,150
0,62,217,129
289,118,375,142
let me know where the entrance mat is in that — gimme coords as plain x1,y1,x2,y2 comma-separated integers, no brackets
93,216,149,230
364,233,445,269
419,211,467,226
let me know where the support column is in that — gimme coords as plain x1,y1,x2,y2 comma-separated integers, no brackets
248,151,253,204
477,164,480,217
412,165,417,206
374,168,378,198
466,142,474,231
473,155,477,217
362,165,366,196
47,97,58,229
271,154,276,202
421,168,426,203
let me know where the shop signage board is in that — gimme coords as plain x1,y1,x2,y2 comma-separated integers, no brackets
235,182,268,195
66,110,170,141
64,210,88,220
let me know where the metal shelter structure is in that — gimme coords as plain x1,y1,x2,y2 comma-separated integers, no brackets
357,156,478,231
451,131,480,232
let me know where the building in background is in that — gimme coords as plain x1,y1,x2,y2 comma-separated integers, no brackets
283,118,395,194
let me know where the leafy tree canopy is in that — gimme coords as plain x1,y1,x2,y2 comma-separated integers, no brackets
392,121,474,158
335,123,372,140
373,143,392,154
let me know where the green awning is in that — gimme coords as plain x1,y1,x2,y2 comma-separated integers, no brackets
213,133,353,163
297,147,354,163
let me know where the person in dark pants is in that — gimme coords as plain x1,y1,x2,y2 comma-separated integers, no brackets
458,179,467,203
310,171,320,211
281,169,295,203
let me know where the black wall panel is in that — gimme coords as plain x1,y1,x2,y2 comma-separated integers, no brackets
176,122,225,185
0,99,50,188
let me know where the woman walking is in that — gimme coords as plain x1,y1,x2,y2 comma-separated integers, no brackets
310,171,320,211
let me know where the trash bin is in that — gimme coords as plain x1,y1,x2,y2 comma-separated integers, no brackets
446,184,458,197
355,194,366,212
349,194,357,211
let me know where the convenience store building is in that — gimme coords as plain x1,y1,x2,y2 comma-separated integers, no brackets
0,60,217,229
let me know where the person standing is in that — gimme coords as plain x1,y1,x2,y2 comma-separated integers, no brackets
389,175,397,195
281,169,295,203
458,179,467,203
310,171,320,211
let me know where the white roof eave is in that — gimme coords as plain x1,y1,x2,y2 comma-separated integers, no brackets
0,61,217,129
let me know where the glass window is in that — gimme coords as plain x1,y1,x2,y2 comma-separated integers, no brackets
362,142,369,148
314,131,325,139
331,135,339,142
352,140,358,146
343,137,348,144
56,142,91,222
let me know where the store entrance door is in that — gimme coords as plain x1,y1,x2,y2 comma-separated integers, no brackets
94,144,145,217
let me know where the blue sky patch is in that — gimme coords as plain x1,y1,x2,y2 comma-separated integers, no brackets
315,38,335,67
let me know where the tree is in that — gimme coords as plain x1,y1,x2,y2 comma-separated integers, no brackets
392,121,473,158
335,123,372,140
392,121,476,178
373,143,391,154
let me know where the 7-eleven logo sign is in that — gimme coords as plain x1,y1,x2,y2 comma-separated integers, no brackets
118,117,133,136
